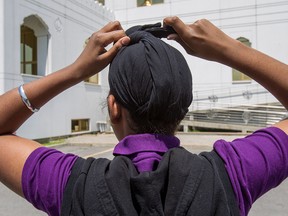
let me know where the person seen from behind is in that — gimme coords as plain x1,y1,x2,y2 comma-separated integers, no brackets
0,16,288,216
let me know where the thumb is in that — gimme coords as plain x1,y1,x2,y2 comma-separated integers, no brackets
101,36,130,63
163,16,187,36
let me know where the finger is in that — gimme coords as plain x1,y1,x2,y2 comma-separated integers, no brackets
163,16,188,36
101,30,129,47
166,33,178,40
98,21,124,33
88,29,126,50
108,36,130,56
99,36,130,65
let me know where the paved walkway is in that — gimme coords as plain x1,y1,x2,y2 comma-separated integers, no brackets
66,132,246,148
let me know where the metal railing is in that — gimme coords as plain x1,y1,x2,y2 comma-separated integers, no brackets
181,84,287,132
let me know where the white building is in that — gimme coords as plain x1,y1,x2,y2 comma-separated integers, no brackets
1,0,287,139
0,0,113,139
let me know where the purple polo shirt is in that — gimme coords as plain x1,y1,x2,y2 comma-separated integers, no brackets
22,148,78,215
214,127,288,216
113,133,180,172
22,127,288,216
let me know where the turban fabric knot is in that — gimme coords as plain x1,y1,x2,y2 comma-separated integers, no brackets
109,25,192,132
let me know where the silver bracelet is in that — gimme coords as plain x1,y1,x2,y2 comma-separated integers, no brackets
18,85,39,113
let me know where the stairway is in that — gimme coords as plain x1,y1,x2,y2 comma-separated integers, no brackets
181,103,287,133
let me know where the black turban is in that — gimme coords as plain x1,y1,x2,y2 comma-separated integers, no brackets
109,25,192,133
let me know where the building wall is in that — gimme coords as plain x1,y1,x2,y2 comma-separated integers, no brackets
1,0,288,139
0,0,114,139
0,0,5,93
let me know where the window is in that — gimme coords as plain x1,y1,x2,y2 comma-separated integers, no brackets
232,37,252,83
21,15,49,76
21,26,37,75
137,0,164,7
71,119,90,132
85,74,99,84
83,37,99,84
96,0,105,5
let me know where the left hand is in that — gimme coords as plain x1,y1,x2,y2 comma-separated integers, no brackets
73,21,130,79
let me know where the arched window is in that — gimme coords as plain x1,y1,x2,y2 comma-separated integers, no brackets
21,15,49,76
137,0,164,7
232,37,252,83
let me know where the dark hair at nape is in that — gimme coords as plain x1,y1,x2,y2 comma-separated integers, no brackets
128,111,185,135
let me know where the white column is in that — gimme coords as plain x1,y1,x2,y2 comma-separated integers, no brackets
0,0,5,94
37,34,48,76
1,0,17,92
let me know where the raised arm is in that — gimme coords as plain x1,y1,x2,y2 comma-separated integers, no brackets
164,17,288,133
0,21,130,196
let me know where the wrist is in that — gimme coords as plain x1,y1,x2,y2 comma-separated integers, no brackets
217,39,246,67
66,62,90,83
70,59,99,83
18,85,39,113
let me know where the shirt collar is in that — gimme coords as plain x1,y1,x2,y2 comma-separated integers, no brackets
113,133,180,156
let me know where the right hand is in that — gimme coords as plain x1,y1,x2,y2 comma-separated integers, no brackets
163,16,236,63
164,17,288,134
73,21,130,79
